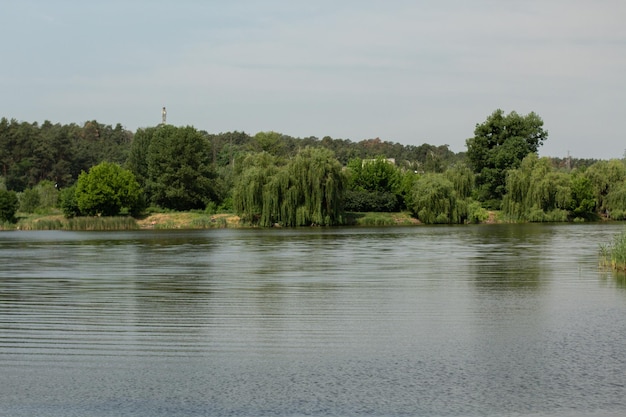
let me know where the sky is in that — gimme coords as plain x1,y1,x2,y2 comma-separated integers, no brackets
1,0,625,160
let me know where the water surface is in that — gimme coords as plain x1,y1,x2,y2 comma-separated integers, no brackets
1,224,626,416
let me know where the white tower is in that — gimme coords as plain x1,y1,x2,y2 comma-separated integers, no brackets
161,107,167,125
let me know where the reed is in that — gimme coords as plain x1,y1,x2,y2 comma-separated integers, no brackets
600,230,626,271
346,212,417,227
67,216,139,231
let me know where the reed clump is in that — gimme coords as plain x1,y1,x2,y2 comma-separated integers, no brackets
600,230,626,271
346,212,418,227
18,216,138,231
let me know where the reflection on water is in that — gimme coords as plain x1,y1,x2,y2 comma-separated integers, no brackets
1,224,626,417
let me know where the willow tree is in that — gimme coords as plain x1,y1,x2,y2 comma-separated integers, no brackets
584,159,626,214
279,147,346,226
233,147,346,227
411,173,466,224
444,164,474,199
232,152,281,224
606,181,626,220
502,154,571,221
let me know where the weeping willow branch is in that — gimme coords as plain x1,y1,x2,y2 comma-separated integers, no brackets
233,147,347,226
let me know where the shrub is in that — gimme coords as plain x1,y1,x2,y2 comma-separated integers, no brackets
19,188,41,213
59,185,80,218
343,190,399,212
76,162,142,216
0,189,19,223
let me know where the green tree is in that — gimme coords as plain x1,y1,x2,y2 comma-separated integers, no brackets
252,131,285,156
466,109,548,204
584,159,626,214
233,148,346,226
232,152,281,223
126,127,155,188
345,157,403,212
0,189,19,223
75,162,142,216
502,154,570,222
411,173,466,224
444,164,474,199
606,182,626,220
19,188,40,213
146,125,217,210
59,185,80,218
569,173,596,220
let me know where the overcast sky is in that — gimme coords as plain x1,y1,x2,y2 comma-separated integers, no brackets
1,0,625,159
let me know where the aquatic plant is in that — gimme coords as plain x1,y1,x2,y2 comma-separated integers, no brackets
600,230,626,271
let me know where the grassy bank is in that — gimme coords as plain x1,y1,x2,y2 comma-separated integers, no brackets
600,230,626,271
3,211,421,231
4,212,240,231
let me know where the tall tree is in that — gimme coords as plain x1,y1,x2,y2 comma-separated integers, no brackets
146,125,217,210
466,109,548,204
126,127,156,188
501,154,571,222
233,148,346,226
411,173,465,224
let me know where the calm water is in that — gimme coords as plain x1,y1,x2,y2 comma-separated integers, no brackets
1,224,626,417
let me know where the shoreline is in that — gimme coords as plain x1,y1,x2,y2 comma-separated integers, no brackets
3,211,422,231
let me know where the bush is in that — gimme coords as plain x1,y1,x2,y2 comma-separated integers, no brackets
0,189,19,223
59,185,80,218
467,201,489,223
19,188,41,213
343,190,399,212
76,162,142,216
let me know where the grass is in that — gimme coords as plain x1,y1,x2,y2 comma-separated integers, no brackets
2,210,240,231
15,214,139,231
344,212,419,227
137,212,238,229
600,230,626,271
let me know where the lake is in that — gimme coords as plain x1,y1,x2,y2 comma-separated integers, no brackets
1,224,626,417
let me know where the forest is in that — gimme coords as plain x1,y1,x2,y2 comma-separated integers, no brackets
1,110,625,227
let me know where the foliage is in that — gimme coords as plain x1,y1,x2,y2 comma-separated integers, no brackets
252,131,286,156
600,230,626,271
606,182,626,220
466,109,548,202
126,127,155,188
19,188,41,213
584,159,626,214
75,162,142,216
233,147,346,226
346,156,407,211
347,157,401,193
343,190,399,212
444,164,474,199
467,201,490,224
146,125,217,211
411,173,467,224
17,180,59,214
0,117,131,192
59,185,80,218
502,154,572,221
0,189,19,223
569,173,597,220
232,152,281,223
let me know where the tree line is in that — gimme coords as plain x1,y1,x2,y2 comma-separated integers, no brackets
1,111,625,225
